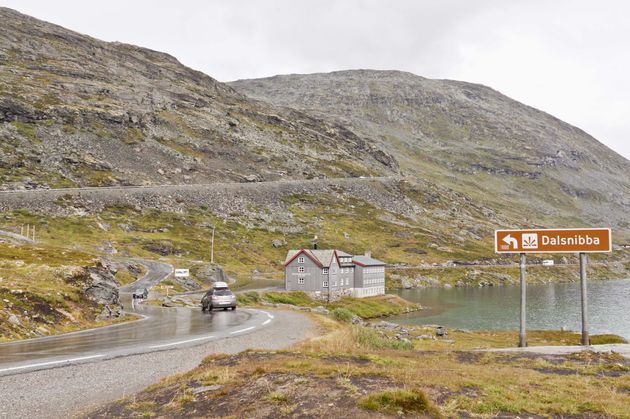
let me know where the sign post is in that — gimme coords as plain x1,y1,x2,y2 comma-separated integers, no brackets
519,253,527,347
579,252,589,345
495,228,611,347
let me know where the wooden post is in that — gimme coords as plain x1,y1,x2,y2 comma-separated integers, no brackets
519,253,527,347
579,252,589,345
32,225,35,242
26,224,30,238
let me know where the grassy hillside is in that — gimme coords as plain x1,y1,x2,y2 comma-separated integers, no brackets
0,243,137,340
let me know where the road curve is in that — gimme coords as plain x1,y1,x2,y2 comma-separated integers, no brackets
0,260,314,418
0,260,273,375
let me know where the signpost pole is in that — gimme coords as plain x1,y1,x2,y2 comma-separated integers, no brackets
519,253,527,347
579,252,589,346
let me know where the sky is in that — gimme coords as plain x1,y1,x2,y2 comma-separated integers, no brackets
2,0,629,159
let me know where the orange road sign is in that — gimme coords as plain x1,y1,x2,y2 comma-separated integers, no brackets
495,228,611,253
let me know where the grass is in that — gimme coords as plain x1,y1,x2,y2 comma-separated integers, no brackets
11,121,39,142
359,389,439,416
90,317,630,418
331,307,354,322
0,242,128,340
236,291,419,319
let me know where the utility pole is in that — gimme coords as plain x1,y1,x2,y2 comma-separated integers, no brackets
579,252,589,345
210,226,215,264
519,253,527,348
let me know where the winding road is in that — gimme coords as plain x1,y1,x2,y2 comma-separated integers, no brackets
0,260,313,418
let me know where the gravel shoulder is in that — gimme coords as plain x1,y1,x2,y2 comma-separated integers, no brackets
0,310,314,419
488,343,630,359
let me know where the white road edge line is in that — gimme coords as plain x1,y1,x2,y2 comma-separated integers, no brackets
149,335,215,349
0,354,105,373
263,319,271,326
230,326,255,334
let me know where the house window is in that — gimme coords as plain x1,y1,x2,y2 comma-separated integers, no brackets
298,266,305,273
298,257,305,264
298,278,305,285
323,281,328,288
323,268,329,274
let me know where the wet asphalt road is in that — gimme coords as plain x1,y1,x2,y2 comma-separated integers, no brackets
0,260,273,376
0,259,314,418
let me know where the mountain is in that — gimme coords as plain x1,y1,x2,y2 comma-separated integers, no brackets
0,6,628,277
230,70,630,237
0,8,397,190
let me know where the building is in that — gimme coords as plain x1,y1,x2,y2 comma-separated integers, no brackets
284,249,385,298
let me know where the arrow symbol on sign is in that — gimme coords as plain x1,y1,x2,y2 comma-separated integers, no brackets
503,234,518,249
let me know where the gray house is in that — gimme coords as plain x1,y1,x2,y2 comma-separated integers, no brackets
284,249,385,298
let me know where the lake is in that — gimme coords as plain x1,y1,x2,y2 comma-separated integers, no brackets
390,278,630,339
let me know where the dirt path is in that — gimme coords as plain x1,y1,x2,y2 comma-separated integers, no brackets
487,343,630,359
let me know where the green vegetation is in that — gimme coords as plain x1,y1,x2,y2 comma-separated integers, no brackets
155,137,205,158
122,127,144,144
0,242,129,340
236,291,419,320
359,389,438,416
92,314,630,418
354,326,414,350
10,121,38,142
331,307,353,323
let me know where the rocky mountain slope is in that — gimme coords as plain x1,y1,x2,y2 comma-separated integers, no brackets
0,7,628,287
0,8,397,190
230,70,630,236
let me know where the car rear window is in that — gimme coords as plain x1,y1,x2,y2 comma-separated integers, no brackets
213,289,233,296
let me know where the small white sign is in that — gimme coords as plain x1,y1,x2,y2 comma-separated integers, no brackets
174,269,190,278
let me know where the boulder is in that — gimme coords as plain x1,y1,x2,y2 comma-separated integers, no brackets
271,239,286,248
374,320,400,329
174,276,201,291
96,304,122,320
195,263,228,284
8,314,20,326
311,306,329,314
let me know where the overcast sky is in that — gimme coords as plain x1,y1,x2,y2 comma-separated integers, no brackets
3,0,629,159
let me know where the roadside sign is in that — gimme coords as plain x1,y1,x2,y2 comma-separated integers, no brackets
174,268,190,278
495,228,611,254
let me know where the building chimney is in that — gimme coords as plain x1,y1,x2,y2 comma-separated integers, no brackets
364,251,371,258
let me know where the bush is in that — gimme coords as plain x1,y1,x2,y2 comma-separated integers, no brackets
262,291,316,307
590,334,628,345
329,295,418,319
359,389,439,417
332,308,354,323
354,327,413,350
237,291,260,305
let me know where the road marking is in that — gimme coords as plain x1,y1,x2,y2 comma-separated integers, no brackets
263,319,271,325
261,311,274,319
230,326,255,334
0,354,105,373
149,335,216,349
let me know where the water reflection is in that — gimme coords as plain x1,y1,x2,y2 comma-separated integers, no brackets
391,278,630,338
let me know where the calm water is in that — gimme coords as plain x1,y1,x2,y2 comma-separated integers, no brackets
390,278,630,338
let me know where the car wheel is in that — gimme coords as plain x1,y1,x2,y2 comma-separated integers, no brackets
223,307,228,311
209,305,213,311
231,306,236,310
